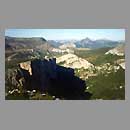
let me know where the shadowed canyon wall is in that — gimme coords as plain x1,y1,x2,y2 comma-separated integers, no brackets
6,58,92,99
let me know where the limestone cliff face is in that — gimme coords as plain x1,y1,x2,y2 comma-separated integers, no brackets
19,61,32,75
56,54,94,69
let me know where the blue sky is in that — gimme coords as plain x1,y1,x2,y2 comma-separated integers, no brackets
5,29,125,41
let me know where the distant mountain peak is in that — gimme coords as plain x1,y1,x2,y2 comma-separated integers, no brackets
82,37,92,41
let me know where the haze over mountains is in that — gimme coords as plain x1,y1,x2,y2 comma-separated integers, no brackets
49,37,124,49
75,38,123,49
6,36,124,50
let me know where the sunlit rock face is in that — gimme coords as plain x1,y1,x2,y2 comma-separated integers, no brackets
19,61,32,75
56,53,94,69
115,59,125,69
119,62,125,69
105,44,125,56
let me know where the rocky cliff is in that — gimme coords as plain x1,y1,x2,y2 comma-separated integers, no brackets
6,58,91,99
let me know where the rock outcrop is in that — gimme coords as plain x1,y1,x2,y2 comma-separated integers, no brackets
115,59,125,69
30,58,57,92
19,61,32,75
6,58,91,99
105,44,125,56
56,54,94,69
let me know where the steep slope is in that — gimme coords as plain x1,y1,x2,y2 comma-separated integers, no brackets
5,36,54,63
6,58,92,100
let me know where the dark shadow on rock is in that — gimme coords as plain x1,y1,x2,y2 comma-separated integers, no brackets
10,58,92,100
48,65,88,99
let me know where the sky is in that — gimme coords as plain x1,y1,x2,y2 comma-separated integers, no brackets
5,29,125,41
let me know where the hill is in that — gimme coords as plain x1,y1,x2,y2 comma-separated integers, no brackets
56,53,94,69
5,36,53,51
105,44,125,56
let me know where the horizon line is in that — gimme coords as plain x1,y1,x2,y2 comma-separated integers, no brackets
5,35,125,41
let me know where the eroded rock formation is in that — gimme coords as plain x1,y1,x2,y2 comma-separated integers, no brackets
6,58,92,99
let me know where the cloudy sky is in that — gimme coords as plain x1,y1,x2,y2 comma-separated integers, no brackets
5,29,125,41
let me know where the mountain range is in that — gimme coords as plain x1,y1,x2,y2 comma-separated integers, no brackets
5,36,124,50
49,37,124,49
